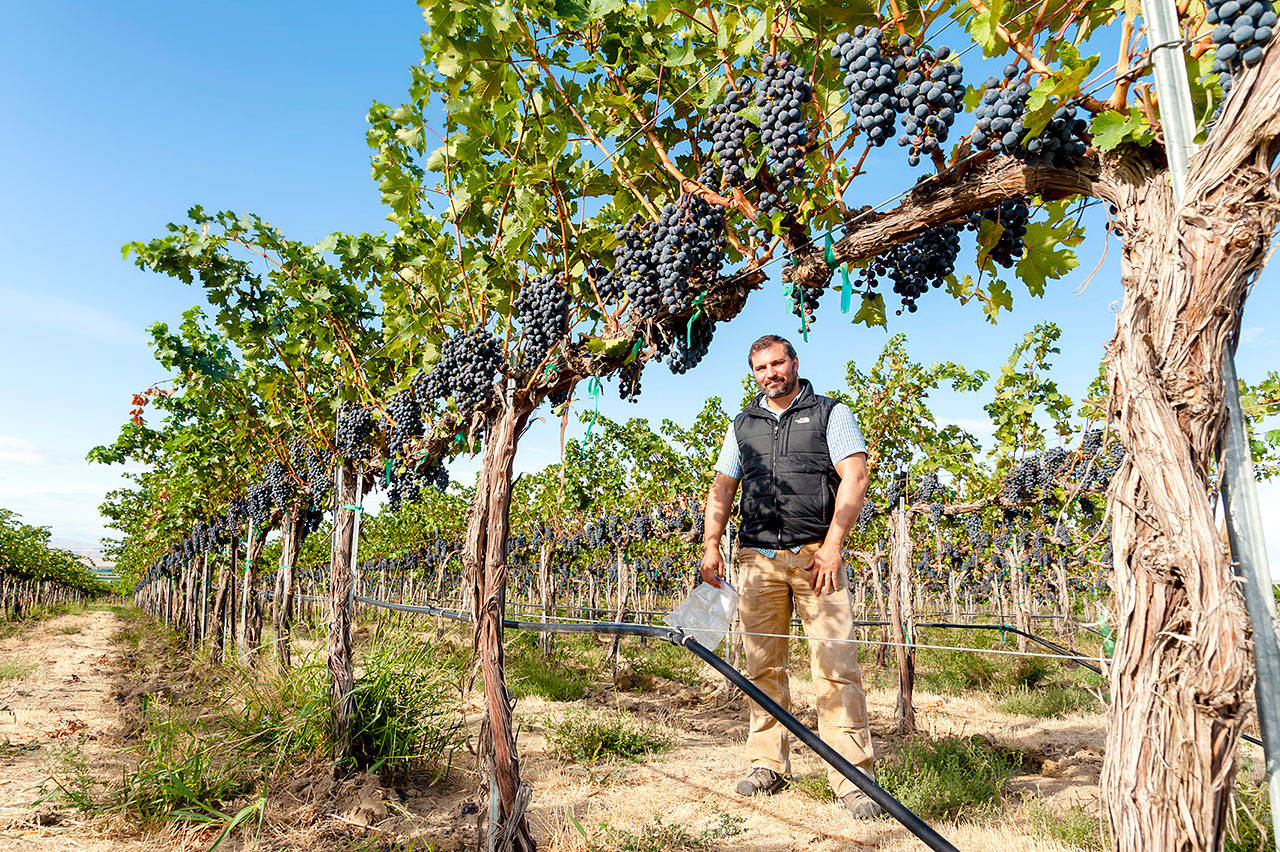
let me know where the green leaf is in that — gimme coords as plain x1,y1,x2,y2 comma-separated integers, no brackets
1090,107,1155,151
852,293,887,328
584,336,633,358
737,15,768,56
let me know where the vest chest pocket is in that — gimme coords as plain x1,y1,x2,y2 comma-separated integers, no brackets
783,417,827,459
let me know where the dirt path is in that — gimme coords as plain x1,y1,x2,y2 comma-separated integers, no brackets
0,607,144,851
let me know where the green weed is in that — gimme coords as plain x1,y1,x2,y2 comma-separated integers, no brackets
790,773,836,803
999,684,1098,718
599,812,745,852
348,639,465,782
1028,799,1106,850
545,708,672,763
506,631,592,701
1226,777,1274,852
0,659,34,680
625,642,700,686
878,736,1021,820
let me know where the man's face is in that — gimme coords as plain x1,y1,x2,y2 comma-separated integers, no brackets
750,344,799,399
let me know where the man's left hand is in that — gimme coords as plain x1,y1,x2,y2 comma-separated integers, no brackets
804,544,843,596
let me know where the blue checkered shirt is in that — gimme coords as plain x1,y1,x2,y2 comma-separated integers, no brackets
714,394,866,557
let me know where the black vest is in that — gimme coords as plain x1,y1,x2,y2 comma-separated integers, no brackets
734,380,840,550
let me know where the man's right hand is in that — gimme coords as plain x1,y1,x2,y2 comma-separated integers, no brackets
700,544,724,588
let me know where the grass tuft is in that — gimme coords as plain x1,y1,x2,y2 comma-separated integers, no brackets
790,773,836,803
998,684,1097,718
598,813,745,852
0,659,34,680
505,631,592,701
1226,777,1274,852
1028,799,1107,851
545,708,672,763
878,736,1021,820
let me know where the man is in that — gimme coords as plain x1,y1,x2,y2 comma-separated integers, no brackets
700,334,881,819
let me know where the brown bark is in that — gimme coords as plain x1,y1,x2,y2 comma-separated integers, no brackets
464,401,536,852
1098,53,1280,852
329,462,359,764
887,505,915,735
209,540,234,665
239,523,267,666
275,509,305,671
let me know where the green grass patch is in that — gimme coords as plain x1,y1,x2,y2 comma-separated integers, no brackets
505,631,592,701
999,684,1098,718
1028,800,1106,851
545,708,672,763
597,813,745,852
0,659,34,680
790,773,836,803
878,736,1022,820
1226,777,1274,852
625,641,700,686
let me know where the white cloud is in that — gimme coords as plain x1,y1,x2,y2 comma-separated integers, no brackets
0,288,146,348
0,434,45,465
1240,326,1264,345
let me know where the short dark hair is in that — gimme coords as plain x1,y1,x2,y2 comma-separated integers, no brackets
747,335,797,366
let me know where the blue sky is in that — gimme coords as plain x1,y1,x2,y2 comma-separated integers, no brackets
2,2,1276,570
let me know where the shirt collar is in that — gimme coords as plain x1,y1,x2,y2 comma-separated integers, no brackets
756,379,812,418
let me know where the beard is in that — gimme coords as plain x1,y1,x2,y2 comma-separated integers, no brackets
760,373,798,399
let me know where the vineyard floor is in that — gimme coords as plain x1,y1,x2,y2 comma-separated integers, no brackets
0,605,142,852
0,608,1146,851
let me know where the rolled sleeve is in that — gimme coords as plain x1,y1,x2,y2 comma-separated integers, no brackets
714,424,743,480
827,403,867,466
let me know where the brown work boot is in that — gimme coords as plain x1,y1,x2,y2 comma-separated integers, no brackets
735,767,787,796
841,788,885,819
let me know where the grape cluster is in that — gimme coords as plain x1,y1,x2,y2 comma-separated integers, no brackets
831,27,899,147
895,46,964,166
664,314,715,374
612,192,725,320
585,262,619,305
386,391,422,454
756,51,812,229
857,223,960,312
336,402,376,460
971,68,1086,167
786,265,823,327
966,197,1030,268
912,470,940,502
246,483,273,527
655,197,726,316
514,271,570,368
289,439,331,500
1208,0,1276,86
421,327,503,415
611,215,663,316
618,361,643,402
707,78,757,187
264,459,294,509
387,457,450,510
999,457,1041,501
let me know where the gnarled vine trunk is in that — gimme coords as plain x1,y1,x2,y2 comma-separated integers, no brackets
239,523,268,666
329,462,359,763
464,400,535,852
275,509,305,670
1098,53,1280,852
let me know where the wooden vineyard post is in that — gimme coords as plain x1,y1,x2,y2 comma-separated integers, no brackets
240,522,267,666
275,509,303,670
1055,558,1075,645
328,461,359,763
210,538,234,665
537,539,554,657
200,553,210,644
888,499,915,735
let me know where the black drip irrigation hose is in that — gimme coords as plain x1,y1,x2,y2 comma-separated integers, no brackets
303,593,1268,754
328,594,961,851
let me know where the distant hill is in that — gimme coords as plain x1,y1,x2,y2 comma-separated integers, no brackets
49,537,110,566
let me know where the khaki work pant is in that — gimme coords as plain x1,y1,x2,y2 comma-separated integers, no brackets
737,542,875,798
